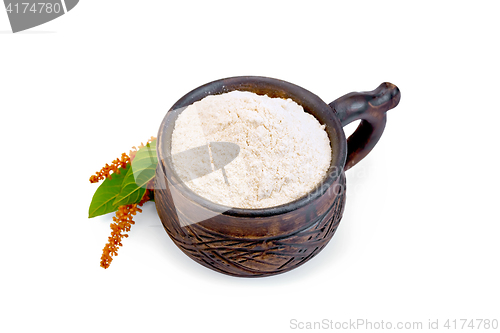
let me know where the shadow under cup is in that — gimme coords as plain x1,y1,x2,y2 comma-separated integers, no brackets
155,76,348,277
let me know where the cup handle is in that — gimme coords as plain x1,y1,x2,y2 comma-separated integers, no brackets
329,82,401,170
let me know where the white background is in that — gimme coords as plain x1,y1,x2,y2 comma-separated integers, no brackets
1,1,499,332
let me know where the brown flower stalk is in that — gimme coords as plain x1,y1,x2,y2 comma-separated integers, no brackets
100,203,143,269
89,153,130,183
89,136,156,183
100,184,155,269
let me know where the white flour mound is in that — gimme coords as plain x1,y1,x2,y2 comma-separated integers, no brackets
171,91,332,209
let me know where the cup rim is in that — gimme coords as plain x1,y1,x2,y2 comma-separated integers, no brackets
156,76,347,218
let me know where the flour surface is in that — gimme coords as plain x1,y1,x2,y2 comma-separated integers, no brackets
171,91,331,209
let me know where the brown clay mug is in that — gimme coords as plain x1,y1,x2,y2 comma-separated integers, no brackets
155,76,401,277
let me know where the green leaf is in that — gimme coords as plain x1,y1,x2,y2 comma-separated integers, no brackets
112,166,146,206
88,164,130,218
113,139,157,206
